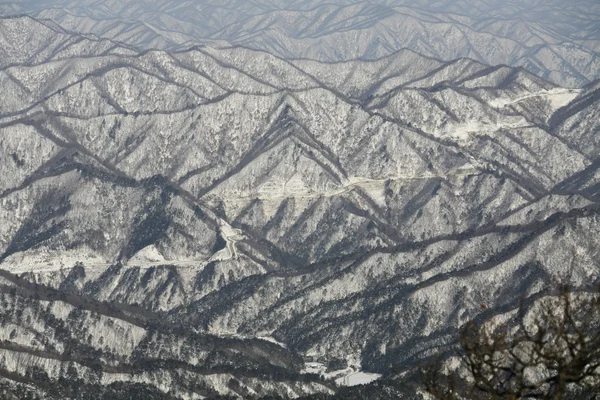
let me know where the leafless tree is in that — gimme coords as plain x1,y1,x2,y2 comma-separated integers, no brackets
421,285,600,400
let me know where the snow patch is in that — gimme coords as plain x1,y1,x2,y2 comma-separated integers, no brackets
489,88,581,110
335,371,382,387
302,362,326,375
2,248,107,274
257,336,287,348
301,362,381,387
129,245,165,264
209,219,245,261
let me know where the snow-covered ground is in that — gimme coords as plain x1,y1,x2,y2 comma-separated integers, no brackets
257,336,287,348
2,248,204,275
335,371,382,387
209,219,246,261
301,362,382,387
489,88,582,110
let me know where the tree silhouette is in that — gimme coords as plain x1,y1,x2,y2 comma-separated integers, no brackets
422,285,600,399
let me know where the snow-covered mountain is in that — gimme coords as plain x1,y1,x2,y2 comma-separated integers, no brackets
0,0,599,87
1,13,600,399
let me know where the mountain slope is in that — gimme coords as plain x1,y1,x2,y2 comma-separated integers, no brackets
0,0,599,87
1,15,600,399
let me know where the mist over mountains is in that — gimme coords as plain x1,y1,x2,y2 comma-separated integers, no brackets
1,0,599,87
0,1,599,399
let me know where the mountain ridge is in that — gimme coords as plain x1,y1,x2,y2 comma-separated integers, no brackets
1,0,598,87
0,13,600,399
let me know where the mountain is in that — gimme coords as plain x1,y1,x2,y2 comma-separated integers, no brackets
0,0,599,87
1,14,600,399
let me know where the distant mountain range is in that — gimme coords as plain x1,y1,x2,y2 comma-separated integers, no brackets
1,0,599,87
0,7,600,399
